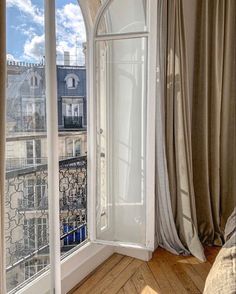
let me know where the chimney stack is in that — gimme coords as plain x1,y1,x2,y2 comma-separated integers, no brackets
64,51,70,66
82,42,87,66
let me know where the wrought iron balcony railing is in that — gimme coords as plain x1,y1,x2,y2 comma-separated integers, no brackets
12,115,46,133
5,156,87,292
64,116,83,128
6,157,48,171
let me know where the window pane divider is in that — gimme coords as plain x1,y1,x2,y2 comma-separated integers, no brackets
95,31,149,41
0,1,6,293
44,1,61,293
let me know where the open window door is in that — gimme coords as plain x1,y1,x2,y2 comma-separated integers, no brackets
89,0,157,252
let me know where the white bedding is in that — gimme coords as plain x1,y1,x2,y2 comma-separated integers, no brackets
204,208,236,294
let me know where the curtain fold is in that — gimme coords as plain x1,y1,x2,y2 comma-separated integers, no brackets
164,0,205,260
155,0,205,260
156,0,235,260
220,0,236,228
0,1,7,293
155,0,189,256
192,0,236,245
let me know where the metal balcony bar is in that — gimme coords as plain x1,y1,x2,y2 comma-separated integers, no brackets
64,116,83,128
6,155,86,178
5,155,87,291
6,158,48,171
6,223,86,273
6,156,86,172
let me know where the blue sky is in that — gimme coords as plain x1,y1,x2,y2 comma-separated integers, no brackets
6,0,86,65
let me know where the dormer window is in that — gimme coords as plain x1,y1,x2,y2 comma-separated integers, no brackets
30,76,38,87
29,72,41,88
65,73,79,89
68,77,75,88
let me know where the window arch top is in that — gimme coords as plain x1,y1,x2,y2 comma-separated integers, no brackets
96,0,147,36
28,71,41,88
64,73,80,89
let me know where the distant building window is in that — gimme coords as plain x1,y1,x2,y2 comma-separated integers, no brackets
30,76,38,87
25,257,49,280
68,77,75,88
65,138,81,157
26,139,41,165
23,178,47,209
29,71,41,88
66,104,80,117
23,218,48,250
65,73,79,89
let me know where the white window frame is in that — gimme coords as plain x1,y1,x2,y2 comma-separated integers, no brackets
26,139,35,165
65,103,80,117
88,0,157,251
24,257,49,281
26,139,41,165
24,178,47,209
26,102,35,116
2,0,157,293
24,178,35,209
65,137,81,157
23,218,48,251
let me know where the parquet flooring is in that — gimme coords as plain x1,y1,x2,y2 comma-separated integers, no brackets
70,247,220,294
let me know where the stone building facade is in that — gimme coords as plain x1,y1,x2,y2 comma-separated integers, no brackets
5,61,87,291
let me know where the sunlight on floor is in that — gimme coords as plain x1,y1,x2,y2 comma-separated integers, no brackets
141,285,158,293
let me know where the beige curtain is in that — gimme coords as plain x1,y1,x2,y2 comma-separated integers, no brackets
164,0,205,260
192,0,236,245
0,1,6,293
156,0,236,260
155,0,190,256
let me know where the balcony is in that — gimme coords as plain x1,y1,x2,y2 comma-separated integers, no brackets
64,116,83,129
14,116,46,132
6,158,48,171
5,156,87,292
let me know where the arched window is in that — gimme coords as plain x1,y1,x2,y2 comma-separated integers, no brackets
96,0,147,35
65,74,79,89
93,0,157,249
2,0,157,291
29,72,41,88
34,76,38,87
72,78,75,88
67,77,75,88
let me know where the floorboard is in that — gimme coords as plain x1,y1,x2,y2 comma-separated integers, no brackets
70,246,220,294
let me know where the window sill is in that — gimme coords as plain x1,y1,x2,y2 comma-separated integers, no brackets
15,242,114,294
13,241,152,294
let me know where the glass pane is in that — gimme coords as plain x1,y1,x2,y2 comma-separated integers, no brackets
6,1,49,291
97,0,147,36
55,0,88,257
96,38,147,246
5,0,87,290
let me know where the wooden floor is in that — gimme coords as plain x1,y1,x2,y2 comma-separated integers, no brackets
70,247,220,294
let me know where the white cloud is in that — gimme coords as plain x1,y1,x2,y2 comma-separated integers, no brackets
56,3,86,65
8,0,86,65
7,54,17,61
24,34,45,61
14,24,36,38
7,0,44,25
57,3,86,41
